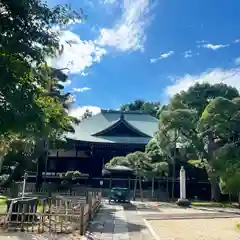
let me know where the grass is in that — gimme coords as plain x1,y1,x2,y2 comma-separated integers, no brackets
0,195,48,214
0,195,7,214
191,201,238,208
237,222,240,230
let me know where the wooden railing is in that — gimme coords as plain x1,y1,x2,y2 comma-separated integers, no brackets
0,191,102,235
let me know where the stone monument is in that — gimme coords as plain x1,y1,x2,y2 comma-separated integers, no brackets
176,166,190,207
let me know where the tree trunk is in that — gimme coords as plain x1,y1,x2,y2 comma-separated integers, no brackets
171,133,177,201
171,157,176,201
238,192,240,206
210,178,220,201
0,155,4,174
151,177,154,199
166,177,169,200
139,176,143,202
133,176,138,200
35,154,44,191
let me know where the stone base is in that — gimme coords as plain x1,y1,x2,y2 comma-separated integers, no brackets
176,198,191,207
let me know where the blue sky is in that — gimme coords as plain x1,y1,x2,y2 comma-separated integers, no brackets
49,0,240,118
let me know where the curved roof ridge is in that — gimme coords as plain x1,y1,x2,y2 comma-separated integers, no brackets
92,118,151,137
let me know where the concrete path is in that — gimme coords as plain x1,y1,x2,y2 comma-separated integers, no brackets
86,202,155,240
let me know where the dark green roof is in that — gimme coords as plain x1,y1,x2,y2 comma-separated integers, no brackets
66,110,158,144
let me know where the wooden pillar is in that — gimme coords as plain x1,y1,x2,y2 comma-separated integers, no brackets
35,154,44,191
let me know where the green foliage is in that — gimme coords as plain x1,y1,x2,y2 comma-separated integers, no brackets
188,159,205,168
59,171,82,180
150,162,169,177
156,82,240,199
120,100,161,118
125,151,151,176
146,138,162,160
0,0,83,135
107,152,151,177
0,0,83,182
169,83,239,115
213,143,240,194
199,97,240,142
106,156,127,168
145,137,169,177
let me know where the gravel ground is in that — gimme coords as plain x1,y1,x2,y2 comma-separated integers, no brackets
148,218,240,240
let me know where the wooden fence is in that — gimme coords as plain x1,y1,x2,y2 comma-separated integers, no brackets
0,192,101,235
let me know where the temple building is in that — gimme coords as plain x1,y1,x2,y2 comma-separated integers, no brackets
27,109,211,199
35,110,158,183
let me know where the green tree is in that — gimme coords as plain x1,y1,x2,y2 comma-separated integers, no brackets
197,97,240,200
158,83,239,201
107,152,151,201
169,83,239,115
120,100,161,118
0,0,83,135
0,0,83,186
155,109,195,200
213,143,240,204
146,138,169,198
58,171,82,192
106,156,128,168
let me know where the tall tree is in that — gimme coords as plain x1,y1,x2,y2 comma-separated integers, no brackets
197,97,240,200
159,83,240,201
0,0,83,134
146,138,169,198
213,143,240,204
0,0,83,181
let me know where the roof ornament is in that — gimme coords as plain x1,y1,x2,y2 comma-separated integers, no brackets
120,111,124,120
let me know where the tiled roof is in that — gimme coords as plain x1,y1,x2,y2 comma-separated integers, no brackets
65,110,158,144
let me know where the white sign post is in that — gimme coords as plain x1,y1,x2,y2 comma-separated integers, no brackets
22,172,28,199
177,166,190,207
180,166,186,199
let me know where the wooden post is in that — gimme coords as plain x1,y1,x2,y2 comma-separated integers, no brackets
85,191,89,203
88,193,92,220
79,204,84,235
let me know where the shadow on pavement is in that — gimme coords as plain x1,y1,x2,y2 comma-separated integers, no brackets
88,203,145,234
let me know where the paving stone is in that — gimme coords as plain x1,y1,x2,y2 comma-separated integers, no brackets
86,203,155,240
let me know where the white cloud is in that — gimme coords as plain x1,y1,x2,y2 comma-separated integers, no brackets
150,58,157,63
184,50,192,58
101,0,117,4
201,43,229,50
72,87,91,93
165,68,240,97
96,0,151,52
49,0,153,75
59,79,72,86
160,51,174,59
81,72,89,77
234,39,240,43
68,106,101,119
49,31,107,74
150,51,174,63
196,40,208,44
235,57,240,65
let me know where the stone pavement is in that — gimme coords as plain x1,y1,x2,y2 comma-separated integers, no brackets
86,202,155,240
